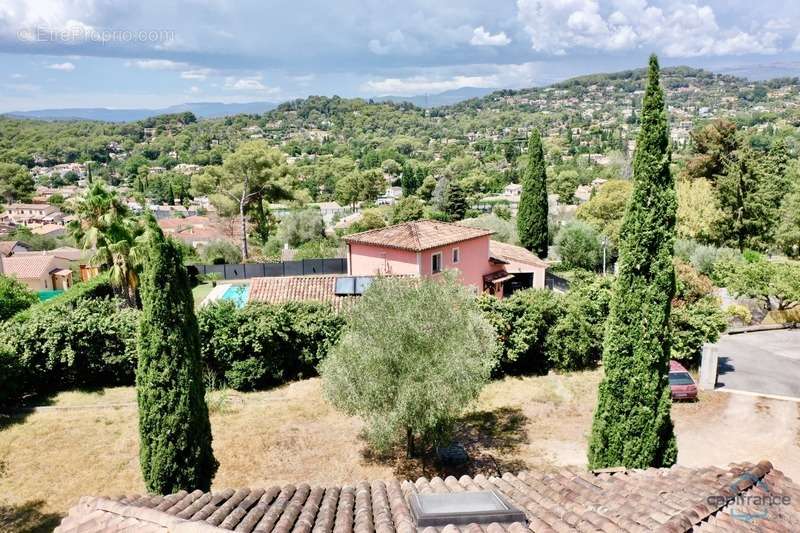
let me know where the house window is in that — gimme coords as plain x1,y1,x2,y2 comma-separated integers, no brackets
431,252,442,273
452,248,460,264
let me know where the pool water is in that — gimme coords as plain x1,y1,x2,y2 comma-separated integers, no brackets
220,284,250,308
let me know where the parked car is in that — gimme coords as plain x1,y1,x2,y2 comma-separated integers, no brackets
669,360,698,401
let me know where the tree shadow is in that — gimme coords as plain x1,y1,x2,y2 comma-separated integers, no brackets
0,500,63,533
360,406,530,481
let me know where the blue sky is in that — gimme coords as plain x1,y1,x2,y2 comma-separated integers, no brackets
2,0,800,112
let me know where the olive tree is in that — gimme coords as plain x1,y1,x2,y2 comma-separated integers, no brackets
320,275,496,457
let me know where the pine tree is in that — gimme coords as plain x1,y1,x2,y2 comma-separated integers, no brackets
517,129,549,257
137,218,218,494
443,180,467,221
400,162,416,196
588,55,678,469
166,184,175,206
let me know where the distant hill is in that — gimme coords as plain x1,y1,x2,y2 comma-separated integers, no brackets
371,87,496,108
4,101,279,122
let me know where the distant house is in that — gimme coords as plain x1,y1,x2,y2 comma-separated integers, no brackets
0,240,32,257
343,220,547,297
0,253,73,291
503,183,523,197
13,247,97,282
0,203,63,225
158,215,231,247
31,224,67,237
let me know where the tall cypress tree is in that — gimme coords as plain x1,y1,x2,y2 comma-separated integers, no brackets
517,129,549,257
137,218,218,493
588,55,677,469
443,180,467,221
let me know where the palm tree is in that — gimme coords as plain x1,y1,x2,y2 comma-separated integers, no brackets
69,183,144,307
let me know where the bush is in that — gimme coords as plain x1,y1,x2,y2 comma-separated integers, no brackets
1,296,139,397
276,209,325,247
477,288,563,375
197,301,345,390
547,276,613,371
459,213,518,244
674,260,715,303
0,343,26,408
725,304,752,326
200,240,242,264
669,297,727,366
0,275,38,321
555,220,602,271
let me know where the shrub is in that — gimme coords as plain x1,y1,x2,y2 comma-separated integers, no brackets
674,260,715,303
276,209,325,247
725,304,752,326
197,300,345,390
669,297,727,366
0,342,26,408
547,276,613,371
477,288,563,375
689,244,719,276
200,240,242,264
0,274,37,321
320,275,496,456
1,296,139,396
555,220,602,271
460,213,518,244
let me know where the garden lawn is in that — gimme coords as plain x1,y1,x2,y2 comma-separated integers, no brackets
1,371,798,531
192,282,214,307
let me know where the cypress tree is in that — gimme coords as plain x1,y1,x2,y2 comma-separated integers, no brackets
588,55,677,469
443,180,467,221
517,129,549,257
137,218,218,493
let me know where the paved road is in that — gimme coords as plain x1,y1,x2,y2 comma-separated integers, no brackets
714,329,800,399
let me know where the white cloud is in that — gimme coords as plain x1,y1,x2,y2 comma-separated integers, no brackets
181,68,213,80
361,62,541,95
223,75,279,94
127,59,188,70
470,26,511,46
47,61,75,71
516,0,782,57
10,73,24,79
189,86,201,94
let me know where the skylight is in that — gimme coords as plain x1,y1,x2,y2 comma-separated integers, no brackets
409,490,526,527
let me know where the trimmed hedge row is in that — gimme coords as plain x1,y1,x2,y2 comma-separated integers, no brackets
0,282,344,407
0,270,726,409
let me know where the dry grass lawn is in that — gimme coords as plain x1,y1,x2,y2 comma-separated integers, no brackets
1,370,798,532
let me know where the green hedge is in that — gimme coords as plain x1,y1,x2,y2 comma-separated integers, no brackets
0,290,346,407
196,301,345,390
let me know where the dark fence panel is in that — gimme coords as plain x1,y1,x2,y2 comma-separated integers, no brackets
545,271,570,292
190,258,347,280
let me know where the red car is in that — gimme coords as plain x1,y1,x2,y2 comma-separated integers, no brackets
669,360,698,401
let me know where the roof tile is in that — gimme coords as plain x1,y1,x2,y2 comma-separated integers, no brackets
57,461,800,533
343,221,492,252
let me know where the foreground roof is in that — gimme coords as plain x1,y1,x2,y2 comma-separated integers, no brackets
343,221,493,252
55,460,800,533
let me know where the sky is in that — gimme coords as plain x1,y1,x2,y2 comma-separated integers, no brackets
2,0,800,112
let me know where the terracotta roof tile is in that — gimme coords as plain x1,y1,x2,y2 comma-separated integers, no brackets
0,254,62,279
248,275,357,310
56,461,800,533
343,221,493,252
488,240,548,269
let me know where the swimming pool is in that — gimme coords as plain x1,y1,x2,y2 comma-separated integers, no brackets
220,284,250,308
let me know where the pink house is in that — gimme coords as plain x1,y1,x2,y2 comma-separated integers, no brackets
343,220,548,297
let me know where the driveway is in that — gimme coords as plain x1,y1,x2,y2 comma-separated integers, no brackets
714,329,800,399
